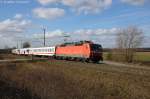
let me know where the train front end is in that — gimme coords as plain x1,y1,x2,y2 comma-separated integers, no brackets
90,44,103,62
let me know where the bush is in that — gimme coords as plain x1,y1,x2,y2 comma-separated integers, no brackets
106,51,113,60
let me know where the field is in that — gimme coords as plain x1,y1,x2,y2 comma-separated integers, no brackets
0,54,150,99
134,52,150,62
103,52,150,63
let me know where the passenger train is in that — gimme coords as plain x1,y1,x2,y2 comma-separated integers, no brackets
12,41,103,62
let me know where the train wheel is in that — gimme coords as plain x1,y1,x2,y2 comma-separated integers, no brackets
93,60,100,63
85,59,90,63
73,57,77,61
81,58,86,62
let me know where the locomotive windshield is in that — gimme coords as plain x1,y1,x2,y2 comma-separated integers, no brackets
91,44,102,52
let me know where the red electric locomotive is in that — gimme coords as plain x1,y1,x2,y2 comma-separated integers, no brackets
55,41,103,62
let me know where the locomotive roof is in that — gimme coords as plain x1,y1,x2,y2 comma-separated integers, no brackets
59,41,93,46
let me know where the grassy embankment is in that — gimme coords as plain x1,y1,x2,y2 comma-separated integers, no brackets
0,55,150,99
0,54,31,60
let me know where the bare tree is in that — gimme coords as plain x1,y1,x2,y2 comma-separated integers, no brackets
23,42,31,48
116,26,144,62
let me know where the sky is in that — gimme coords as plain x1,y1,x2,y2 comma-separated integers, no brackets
0,0,150,48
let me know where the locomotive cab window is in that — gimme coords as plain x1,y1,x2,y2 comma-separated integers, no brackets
91,44,102,51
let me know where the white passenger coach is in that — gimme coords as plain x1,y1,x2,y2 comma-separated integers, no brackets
12,47,56,56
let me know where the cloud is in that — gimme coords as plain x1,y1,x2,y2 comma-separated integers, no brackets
33,29,64,38
33,7,65,20
14,14,23,19
0,14,31,36
32,28,119,47
0,14,31,48
61,0,76,6
33,28,118,39
70,28,119,47
74,28,118,36
74,0,112,14
37,0,75,5
37,0,59,5
121,0,145,5
37,0,112,14
0,36,16,48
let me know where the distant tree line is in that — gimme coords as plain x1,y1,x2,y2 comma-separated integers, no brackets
23,42,31,48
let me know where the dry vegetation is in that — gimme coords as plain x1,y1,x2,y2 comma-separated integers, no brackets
0,54,150,99
0,54,31,60
134,52,150,62
104,51,150,66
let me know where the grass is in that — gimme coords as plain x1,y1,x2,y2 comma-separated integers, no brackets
103,52,150,62
0,80,39,99
0,54,31,60
134,52,150,62
0,56,150,99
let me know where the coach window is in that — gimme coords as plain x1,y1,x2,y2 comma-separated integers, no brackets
52,48,54,52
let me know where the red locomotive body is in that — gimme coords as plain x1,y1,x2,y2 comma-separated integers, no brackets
55,41,103,62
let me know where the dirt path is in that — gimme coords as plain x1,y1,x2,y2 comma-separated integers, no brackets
103,61,150,70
